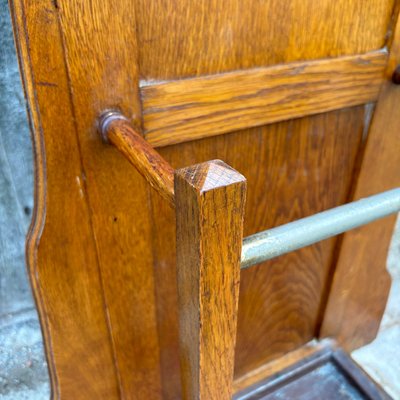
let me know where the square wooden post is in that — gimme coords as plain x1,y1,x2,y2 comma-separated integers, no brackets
174,160,247,400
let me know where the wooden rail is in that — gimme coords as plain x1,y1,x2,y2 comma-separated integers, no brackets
99,112,175,207
141,50,387,147
99,114,246,399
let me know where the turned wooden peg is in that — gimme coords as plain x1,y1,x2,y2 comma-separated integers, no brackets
98,111,175,207
392,65,400,84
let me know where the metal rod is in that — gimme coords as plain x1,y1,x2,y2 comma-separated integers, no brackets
99,111,175,208
241,188,400,269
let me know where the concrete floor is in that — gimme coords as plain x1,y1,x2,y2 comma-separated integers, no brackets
352,216,400,400
1,2,399,399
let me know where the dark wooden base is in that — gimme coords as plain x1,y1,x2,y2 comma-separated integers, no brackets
234,347,392,400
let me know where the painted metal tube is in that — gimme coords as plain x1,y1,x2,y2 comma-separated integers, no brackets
241,188,400,269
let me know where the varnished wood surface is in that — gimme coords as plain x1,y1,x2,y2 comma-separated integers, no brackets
139,2,397,396
10,0,399,398
320,8,400,351
11,0,163,398
105,117,175,207
55,1,164,397
136,0,394,79
142,51,387,147
175,160,246,399
150,107,366,398
9,0,121,397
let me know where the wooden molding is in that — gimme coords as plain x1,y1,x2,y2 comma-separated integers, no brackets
175,160,246,399
141,51,387,147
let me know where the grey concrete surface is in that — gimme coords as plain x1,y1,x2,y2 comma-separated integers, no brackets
352,215,400,399
0,1,399,399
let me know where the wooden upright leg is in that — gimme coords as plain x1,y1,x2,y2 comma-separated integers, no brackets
174,160,247,400
320,13,400,350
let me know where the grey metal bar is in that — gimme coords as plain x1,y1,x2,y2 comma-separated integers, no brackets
241,188,400,269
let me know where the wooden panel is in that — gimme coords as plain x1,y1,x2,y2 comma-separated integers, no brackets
320,9,400,351
11,0,164,398
149,106,366,398
175,160,246,399
142,52,386,147
9,0,120,397
12,0,398,398
54,1,163,398
138,3,397,396
136,0,394,79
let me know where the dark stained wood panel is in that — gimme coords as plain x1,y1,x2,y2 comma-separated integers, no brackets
149,106,367,398
136,0,394,79
141,51,386,147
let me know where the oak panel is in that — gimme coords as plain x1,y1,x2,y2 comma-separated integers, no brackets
10,0,120,397
11,0,397,398
136,0,394,79
150,106,366,398
49,0,162,398
138,4,396,395
142,52,386,147
321,9,400,350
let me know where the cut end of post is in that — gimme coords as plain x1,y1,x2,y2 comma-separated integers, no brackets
175,159,246,194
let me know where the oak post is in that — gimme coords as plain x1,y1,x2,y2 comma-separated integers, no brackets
175,160,246,399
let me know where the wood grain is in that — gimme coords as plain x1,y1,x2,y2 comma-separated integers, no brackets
138,3,396,396
142,52,387,147
136,0,394,79
55,1,163,398
149,106,366,398
9,0,121,397
11,0,164,397
175,160,246,399
105,117,175,207
10,0,398,398
320,8,400,351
